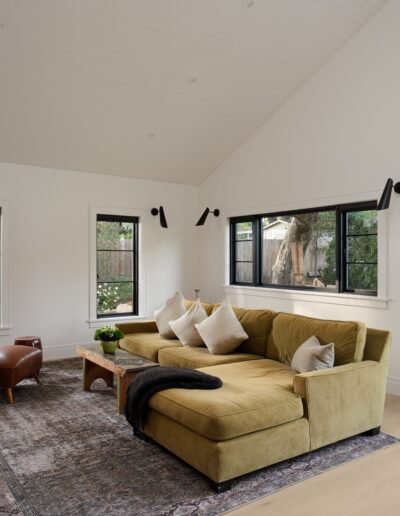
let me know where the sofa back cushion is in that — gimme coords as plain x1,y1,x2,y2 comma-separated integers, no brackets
267,312,367,366
212,305,277,356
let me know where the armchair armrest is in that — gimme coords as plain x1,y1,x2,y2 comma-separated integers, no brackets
116,320,158,335
293,361,388,450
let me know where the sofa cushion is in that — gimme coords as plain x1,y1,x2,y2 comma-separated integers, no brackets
196,299,248,354
119,333,181,362
154,290,186,339
233,307,276,356
291,336,335,373
211,305,277,356
169,300,208,347
158,347,261,369
267,312,367,366
149,359,303,440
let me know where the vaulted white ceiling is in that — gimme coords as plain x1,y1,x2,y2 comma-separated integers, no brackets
0,0,388,185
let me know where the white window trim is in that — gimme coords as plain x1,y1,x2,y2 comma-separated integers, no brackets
0,200,10,335
224,190,389,309
88,206,146,328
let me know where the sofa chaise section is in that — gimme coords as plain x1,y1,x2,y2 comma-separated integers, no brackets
148,359,302,440
144,359,310,487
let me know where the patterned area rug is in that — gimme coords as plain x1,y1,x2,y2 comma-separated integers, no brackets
0,359,398,516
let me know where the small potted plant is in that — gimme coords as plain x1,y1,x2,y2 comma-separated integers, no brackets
94,326,124,355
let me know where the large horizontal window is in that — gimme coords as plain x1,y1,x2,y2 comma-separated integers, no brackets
230,201,377,296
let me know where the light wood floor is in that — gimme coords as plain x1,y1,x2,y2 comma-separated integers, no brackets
228,394,400,516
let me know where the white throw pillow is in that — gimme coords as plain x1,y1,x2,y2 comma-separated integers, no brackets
169,299,208,347
154,291,186,339
291,335,335,374
195,298,248,354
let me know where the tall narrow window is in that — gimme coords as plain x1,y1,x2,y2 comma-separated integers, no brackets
96,214,139,318
231,219,255,285
342,207,377,294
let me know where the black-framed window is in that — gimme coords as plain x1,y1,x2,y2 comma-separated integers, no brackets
96,214,139,318
230,201,377,296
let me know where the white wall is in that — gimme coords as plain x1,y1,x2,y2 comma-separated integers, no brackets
0,162,200,359
199,0,400,394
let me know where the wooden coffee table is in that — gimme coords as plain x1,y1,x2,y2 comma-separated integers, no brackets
76,344,159,414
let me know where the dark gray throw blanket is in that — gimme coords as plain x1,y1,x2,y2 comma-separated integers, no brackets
125,366,223,436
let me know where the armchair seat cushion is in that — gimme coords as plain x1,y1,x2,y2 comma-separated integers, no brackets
0,345,42,387
149,359,303,440
158,346,261,369
119,333,181,362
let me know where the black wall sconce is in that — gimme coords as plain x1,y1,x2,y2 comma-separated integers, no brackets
151,206,168,228
377,178,400,210
196,208,220,226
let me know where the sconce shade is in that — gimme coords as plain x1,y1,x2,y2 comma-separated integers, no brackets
195,208,220,226
159,206,168,228
196,208,210,226
377,178,393,211
151,206,168,228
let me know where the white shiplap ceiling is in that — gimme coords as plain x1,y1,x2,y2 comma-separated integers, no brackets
0,0,388,185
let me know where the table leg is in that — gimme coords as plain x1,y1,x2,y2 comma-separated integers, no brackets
82,358,114,391
5,388,13,404
117,371,136,414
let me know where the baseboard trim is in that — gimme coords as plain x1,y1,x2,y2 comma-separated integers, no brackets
43,341,92,361
387,376,400,396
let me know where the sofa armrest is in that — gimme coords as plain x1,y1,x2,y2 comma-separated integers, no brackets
116,320,158,334
293,361,388,450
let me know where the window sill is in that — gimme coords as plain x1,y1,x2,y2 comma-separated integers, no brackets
223,285,390,309
0,326,11,336
87,316,146,329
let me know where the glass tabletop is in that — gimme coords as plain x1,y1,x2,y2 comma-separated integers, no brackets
79,344,158,371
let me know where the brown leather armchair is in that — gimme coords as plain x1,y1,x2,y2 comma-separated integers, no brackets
0,345,42,403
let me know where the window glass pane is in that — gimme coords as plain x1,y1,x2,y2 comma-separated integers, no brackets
96,215,138,317
347,264,377,292
347,210,377,235
235,241,253,261
261,211,336,289
235,262,253,283
347,236,377,263
97,281,134,315
97,221,134,250
235,222,252,241
97,251,133,282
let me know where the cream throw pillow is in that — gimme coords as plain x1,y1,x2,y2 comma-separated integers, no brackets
195,299,248,354
291,335,335,374
154,291,186,339
169,299,208,347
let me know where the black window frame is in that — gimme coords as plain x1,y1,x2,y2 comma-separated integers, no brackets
96,213,139,318
230,200,377,296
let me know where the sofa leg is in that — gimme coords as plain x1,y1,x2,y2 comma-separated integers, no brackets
363,426,381,436
210,479,233,493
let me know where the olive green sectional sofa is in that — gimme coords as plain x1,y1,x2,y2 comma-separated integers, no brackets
117,302,391,492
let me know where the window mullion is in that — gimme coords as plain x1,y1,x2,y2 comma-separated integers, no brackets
253,217,261,286
336,206,343,293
